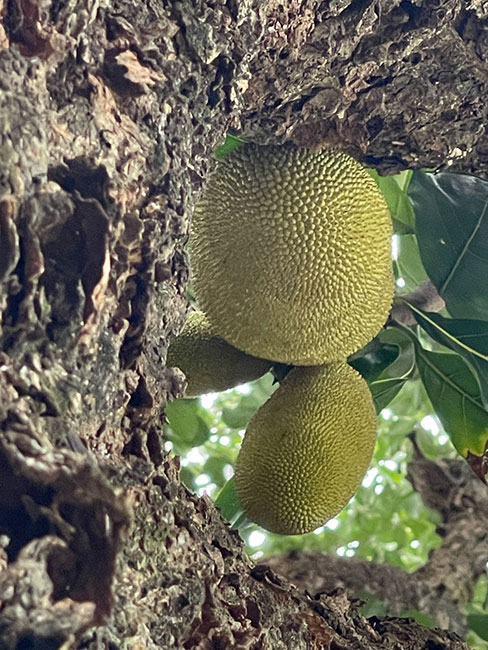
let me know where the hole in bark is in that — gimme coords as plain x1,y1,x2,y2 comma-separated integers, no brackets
128,377,153,408
106,17,124,41
16,635,64,650
180,77,197,96
4,0,21,41
103,48,145,97
211,538,233,558
147,427,164,466
425,642,446,650
245,599,260,627
406,52,421,64
122,431,145,459
340,0,374,17
366,116,383,139
49,0,67,23
0,450,54,561
225,0,238,21
441,109,457,121
48,159,110,205
399,0,422,26
152,475,169,490
47,544,79,601
176,594,190,610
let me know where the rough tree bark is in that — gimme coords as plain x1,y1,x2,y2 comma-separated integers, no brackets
0,1,487,648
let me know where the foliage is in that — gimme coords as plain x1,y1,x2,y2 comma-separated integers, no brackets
466,576,488,647
409,171,488,321
165,140,488,646
214,134,245,159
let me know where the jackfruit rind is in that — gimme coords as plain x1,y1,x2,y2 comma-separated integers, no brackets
190,143,394,365
167,310,271,397
234,362,377,535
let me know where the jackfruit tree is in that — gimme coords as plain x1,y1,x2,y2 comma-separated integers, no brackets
2,1,488,649
166,153,488,646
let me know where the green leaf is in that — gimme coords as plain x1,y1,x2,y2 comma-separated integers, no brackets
407,304,488,408
467,614,488,641
215,477,252,531
399,610,436,629
165,399,210,449
372,169,415,233
356,591,387,618
221,404,256,429
349,338,399,383
393,234,429,294
215,134,245,159
368,328,416,412
409,170,488,320
221,379,275,429
411,336,488,462
214,477,242,522
203,456,227,484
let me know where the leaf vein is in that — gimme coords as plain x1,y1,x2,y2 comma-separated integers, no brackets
440,199,488,296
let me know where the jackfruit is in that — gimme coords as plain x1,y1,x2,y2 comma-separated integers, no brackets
167,310,271,397
234,362,376,535
190,143,393,365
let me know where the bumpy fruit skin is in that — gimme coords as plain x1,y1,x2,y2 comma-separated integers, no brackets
167,310,271,397
190,144,393,365
234,363,376,535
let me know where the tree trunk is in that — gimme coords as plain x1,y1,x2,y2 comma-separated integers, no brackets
0,1,486,648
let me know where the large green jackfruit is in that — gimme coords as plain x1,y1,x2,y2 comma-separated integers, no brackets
167,310,271,397
234,362,376,535
190,144,393,365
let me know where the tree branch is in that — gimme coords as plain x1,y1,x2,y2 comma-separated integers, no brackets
389,280,446,327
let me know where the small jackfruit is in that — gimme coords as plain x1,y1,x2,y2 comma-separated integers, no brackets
167,310,271,397
234,362,376,535
190,143,393,365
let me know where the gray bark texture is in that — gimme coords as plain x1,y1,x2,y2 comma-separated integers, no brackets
0,0,487,648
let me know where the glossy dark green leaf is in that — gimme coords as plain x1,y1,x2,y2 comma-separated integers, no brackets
409,170,488,320
215,134,245,159
165,399,210,450
214,477,241,522
369,169,415,233
214,479,251,530
413,343,488,460
349,338,399,383
467,614,488,641
407,304,488,408
393,234,429,294
368,328,416,413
